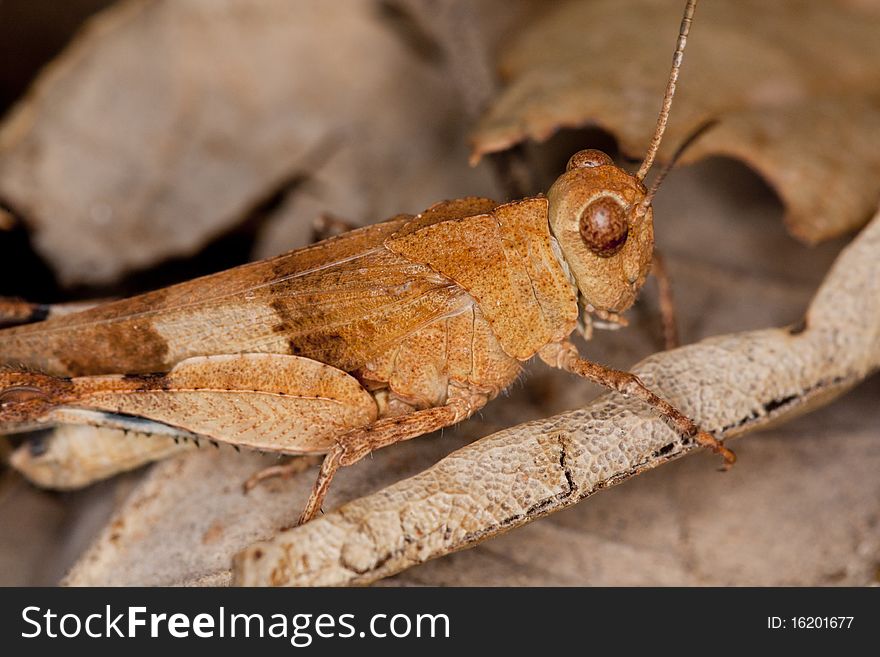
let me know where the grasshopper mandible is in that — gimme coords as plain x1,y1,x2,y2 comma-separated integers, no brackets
0,0,731,525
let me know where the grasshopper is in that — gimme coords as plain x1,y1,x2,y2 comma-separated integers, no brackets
0,0,731,525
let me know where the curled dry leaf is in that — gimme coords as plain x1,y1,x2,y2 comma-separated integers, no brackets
0,0,499,285
11,424,192,490
472,0,880,243
233,207,880,586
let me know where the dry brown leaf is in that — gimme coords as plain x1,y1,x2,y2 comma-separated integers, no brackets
0,0,499,285
63,450,313,586
10,424,192,490
472,0,880,243
388,0,540,119
234,205,880,586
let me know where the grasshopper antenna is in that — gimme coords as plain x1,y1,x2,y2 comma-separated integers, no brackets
635,0,698,182
635,118,716,216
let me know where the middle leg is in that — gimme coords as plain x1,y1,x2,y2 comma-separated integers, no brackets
297,391,489,525
651,251,679,350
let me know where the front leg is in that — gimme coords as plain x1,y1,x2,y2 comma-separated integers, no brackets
539,341,735,467
296,391,489,525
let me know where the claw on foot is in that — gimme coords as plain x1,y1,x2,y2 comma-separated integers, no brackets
693,430,736,471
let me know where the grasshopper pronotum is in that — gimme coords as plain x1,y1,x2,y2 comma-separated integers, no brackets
0,0,731,525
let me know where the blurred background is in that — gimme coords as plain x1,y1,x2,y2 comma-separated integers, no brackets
0,0,878,585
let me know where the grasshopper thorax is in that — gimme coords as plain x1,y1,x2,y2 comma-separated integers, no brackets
547,149,654,317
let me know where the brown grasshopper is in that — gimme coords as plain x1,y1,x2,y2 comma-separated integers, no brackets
0,0,731,525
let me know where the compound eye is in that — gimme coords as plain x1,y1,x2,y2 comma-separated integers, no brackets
566,149,614,171
578,197,629,257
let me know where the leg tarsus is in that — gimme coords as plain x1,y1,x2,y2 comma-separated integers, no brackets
693,430,736,470
298,448,343,525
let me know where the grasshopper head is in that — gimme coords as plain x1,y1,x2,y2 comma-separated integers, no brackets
545,0,701,321
548,150,654,316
